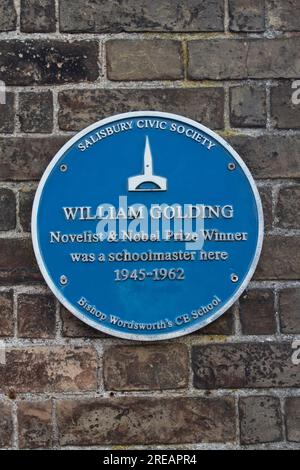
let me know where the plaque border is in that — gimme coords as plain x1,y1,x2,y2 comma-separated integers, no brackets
32,111,264,341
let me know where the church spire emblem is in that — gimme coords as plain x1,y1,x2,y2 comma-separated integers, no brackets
128,136,167,191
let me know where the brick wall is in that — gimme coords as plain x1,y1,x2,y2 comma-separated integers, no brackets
0,0,300,449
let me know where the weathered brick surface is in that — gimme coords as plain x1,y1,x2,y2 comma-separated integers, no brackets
267,0,300,31
229,0,265,32
258,186,273,231
286,398,300,442
19,92,53,133
230,85,266,128
60,306,106,337
271,82,300,129
279,288,300,334
106,40,183,81
228,135,300,179
21,0,56,33
254,236,300,280
57,397,236,445
192,342,300,389
0,136,68,181
197,307,235,335
60,0,224,33
188,38,300,80
275,186,300,229
0,0,17,31
0,41,99,85
18,401,53,449
0,238,41,283
0,188,16,230
58,88,224,131
17,293,56,339
239,396,282,444
0,290,13,337
19,188,35,232
239,289,276,335
0,93,15,133
0,346,97,393
104,345,188,391
0,402,13,448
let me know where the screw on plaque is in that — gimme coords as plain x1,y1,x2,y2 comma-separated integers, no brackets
228,162,236,171
60,275,68,285
60,164,68,172
231,273,239,283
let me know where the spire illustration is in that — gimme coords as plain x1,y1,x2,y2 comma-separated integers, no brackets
128,136,167,191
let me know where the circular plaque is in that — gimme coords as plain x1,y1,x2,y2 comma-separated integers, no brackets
32,112,263,340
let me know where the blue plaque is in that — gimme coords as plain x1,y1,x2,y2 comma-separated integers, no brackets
32,112,263,340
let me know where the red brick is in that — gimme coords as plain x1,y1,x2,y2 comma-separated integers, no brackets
229,0,265,32
267,0,300,31
106,40,183,81
0,93,15,133
0,346,97,393
271,82,300,129
0,290,14,337
104,344,189,391
259,186,273,231
195,307,235,336
0,402,13,448
17,293,56,339
188,38,300,80
192,342,300,389
254,236,300,280
0,1,17,31
0,188,16,230
19,188,35,232
60,306,106,338
286,398,300,442
0,41,99,85
0,238,41,283
279,288,300,334
19,91,53,133
275,186,300,229
21,0,56,33
229,134,300,179
229,85,266,127
239,289,276,335
239,396,282,444
60,0,224,33
18,400,53,448
58,88,224,131
57,397,236,445
0,136,68,181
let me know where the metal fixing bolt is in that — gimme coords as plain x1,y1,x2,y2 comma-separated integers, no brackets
60,275,68,285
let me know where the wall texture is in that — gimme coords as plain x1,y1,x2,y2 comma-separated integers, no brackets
0,0,300,449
